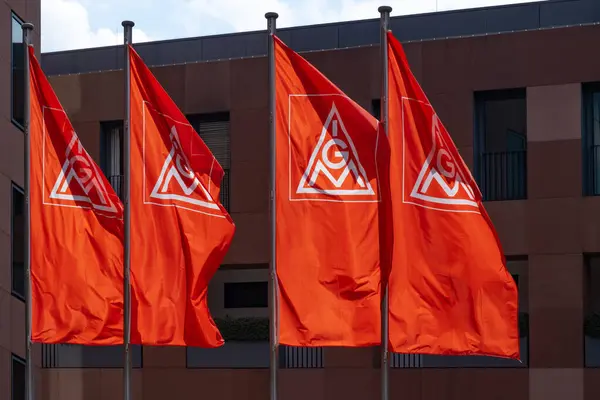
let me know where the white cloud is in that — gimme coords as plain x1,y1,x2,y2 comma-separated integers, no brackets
40,0,548,52
42,0,152,52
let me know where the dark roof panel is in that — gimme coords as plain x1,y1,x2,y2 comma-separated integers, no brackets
40,0,599,75
540,0,600,26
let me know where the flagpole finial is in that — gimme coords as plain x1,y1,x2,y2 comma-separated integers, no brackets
378,5,392,14
122,20,135,28
265,12,279,20
22,22,34,31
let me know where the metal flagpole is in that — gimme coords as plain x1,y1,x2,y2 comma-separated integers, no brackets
121,19,134,400
22,21,34,400
378,5,392,400
265,11,279,400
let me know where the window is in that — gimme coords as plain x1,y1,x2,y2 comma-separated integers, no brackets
371,99,381,120
11,355,25,400
582,84,600,196
224,281,268,308
585,254,600,367
187,265,323,369
474,89,527,201
11,184,24,299
187,112,231,210
11,13,24,129
188,265,271,368
392,256,529,368
99,121,123,199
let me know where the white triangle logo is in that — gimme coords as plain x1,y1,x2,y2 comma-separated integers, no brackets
409,113,477,208
149,125,220,211
48,131,119,215
296,103,375,196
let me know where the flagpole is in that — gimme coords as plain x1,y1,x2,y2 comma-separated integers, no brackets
22,21,34,400
265,11,279,400
378,5,392,400
121,19,134,400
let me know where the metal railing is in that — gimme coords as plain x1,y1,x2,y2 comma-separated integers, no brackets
479,150,527,201
280,346,324,368
390,353,423,368
41,344,142,368
42,344,323,369
41,343,59,368
107,174,123,200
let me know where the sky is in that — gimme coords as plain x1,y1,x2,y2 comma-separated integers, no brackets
41,0,549,53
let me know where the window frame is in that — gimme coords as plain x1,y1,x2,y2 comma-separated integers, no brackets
41,343,143,369
10,11,25,131
186,111,231,211
99,120,124,175
11,354,25,400
582,83,600,196
473,88,528,201
11,182,25,301
99,120,124,199
584,253,600,367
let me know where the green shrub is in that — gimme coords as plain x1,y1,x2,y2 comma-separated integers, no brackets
214,316,269,342
211,312,600,341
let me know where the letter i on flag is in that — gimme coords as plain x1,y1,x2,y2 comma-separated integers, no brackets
29,45,125,344
127,45,235,346
273,35,381,346
385,31,520,358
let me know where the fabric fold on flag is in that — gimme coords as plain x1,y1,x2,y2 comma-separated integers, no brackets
29,45,125,344
385,31,520,359
273,35,381,347
128,45,235,347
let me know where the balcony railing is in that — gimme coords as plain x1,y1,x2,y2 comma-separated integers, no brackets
186,343,323,369
280,345,324,368
41,343,59,368
479,150,527,201
391,353,423,368
107,174,123,200
42,344,142,368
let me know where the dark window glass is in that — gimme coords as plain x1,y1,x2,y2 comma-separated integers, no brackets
11,355,25,400
585,254,600,367
11,13,24,128
582,84,600,196
187,112,231,210
11,184,24,299
371,99,381,120
224,281,268,308
99,121,124,199
474,89,527,201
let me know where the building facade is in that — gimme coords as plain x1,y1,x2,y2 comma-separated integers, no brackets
2,0,600,399
1,0,41,400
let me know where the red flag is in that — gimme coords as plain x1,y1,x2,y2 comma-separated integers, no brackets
386,32,520,358
128,45,235,346
274,35,381,346
29,45,125,344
